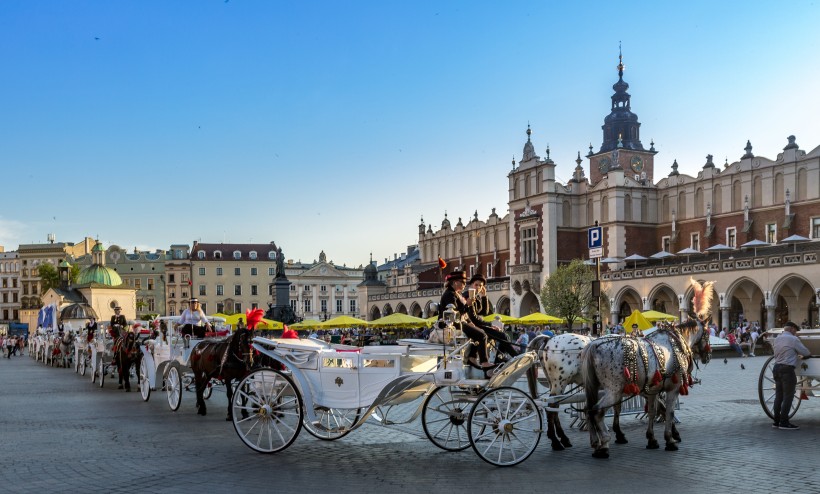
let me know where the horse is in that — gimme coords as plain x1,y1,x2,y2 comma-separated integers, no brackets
56,331,74,368
190,325,255,420
581,319,711,458
525,333,593,451
114,332,142,392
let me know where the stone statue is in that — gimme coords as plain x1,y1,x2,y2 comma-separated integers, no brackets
276,247,285,278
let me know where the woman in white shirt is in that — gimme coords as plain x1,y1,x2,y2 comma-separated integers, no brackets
177,298,211,338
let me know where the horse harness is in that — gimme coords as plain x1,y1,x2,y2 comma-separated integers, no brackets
622,328,698,396
218,328,254,375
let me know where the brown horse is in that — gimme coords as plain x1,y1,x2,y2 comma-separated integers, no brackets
115,332,142,392
190,325,255,419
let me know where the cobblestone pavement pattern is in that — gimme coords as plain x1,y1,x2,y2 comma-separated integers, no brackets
1,351,818,494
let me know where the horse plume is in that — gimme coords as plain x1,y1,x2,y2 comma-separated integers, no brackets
245,308,265,330
690,277,715,320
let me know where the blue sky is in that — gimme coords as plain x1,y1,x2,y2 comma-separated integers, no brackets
2,1,819,267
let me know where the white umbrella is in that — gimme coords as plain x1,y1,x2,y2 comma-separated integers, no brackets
780,234,811,253
650,251,675,265
676,247,701,263
600,257,622,264
740,239,770,256
705,243,734,260
623,253,648,268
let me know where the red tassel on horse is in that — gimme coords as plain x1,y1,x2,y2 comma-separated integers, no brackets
688,374,695,386
623,367,631,380
672,374,679,384
800,391,809,400
652,370,663,386
679,384,689,396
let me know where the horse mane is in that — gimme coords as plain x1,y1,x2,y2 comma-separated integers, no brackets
690,277,715,320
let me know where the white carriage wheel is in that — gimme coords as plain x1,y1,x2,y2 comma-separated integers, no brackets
758,355,801,420
140,358,151,402
91,354,98,383
231,368,303,454
75,350,80,373
99,363,106,388
80,353,87,376
467,386,542,467
422,386,474,452
166,366,183,411
303,406,361,441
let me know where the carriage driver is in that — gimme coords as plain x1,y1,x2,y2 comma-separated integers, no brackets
85,317,98,343
438,270,494,370
177,298,211,339
110,307,127,340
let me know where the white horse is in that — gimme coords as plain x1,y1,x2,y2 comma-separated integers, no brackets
581,320,711,458
526,333,593,450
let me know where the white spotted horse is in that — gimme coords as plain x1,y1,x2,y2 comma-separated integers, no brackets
525,333,593,450
581,319,711,458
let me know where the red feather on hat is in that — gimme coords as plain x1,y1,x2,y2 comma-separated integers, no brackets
438,256,447,269
245,308,265,330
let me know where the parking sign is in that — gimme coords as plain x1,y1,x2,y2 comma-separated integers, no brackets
588,226,603,258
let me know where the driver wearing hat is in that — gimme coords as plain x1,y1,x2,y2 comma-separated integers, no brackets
631,323,643,337
177,298,211,339
110,306,127,339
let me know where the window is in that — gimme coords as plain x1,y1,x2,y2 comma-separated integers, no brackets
251,285,258,296
320,285,327,292
134,279,142,290
336,299,343,313
304,285,311,292
182,273,189,284
304,300,312,312
147,299,155,312
197,251,205,259
469,265,475,277
504,260,510,276
521,226,537,264
269,267,275,276
690,233,700,252
216,303,224,313
766,223,778,244
268,251,277,260
290,285,296,291
199,267,205,276
231,303,238,313
234,267,241,276
169,274,176,283
214,251,222,259
290,300,297,311
268,285,273,295
148,278,154,290
216,267,223,276
812,218,820,239
249,251,257,260
252,303,258,310
321,300,327,313
487,263,493,279
662,236,671,253
349,300,357,313
170,291,175,299
199,285,206,296
234,284,242,296
251,267,258,276
726,227,737,248
233,251,241,260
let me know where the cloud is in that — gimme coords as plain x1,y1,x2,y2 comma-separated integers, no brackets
0,217,27,249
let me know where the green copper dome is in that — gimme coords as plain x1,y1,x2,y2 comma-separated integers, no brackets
76,264,122,286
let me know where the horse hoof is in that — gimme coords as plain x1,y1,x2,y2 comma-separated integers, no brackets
551,442,565,451
592,449,610,459
117,385,124,390
615,437,629,445
672,434,682,442
665,443,679,451
197,409,207,416
125,389,131,393
560,438,573,448
646,440,659,449
226,416,232,422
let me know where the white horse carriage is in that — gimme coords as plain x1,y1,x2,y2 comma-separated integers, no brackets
758,327,820,421
88,323,119,387
229,309,544,467
138,315,228,410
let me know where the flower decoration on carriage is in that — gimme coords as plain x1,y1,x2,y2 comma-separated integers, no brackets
281,324,298,339
245,308,265,330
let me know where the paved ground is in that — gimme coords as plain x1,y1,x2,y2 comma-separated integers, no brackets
1,349,818,494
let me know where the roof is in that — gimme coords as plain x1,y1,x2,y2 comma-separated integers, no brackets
75,264,123,286
192,242,279,261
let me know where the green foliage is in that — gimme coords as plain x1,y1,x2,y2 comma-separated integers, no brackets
38,263,60,292
539,259,610,329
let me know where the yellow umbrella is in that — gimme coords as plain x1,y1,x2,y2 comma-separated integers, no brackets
517,312,563,325
319,315,368,328
368,313,431,329
222,313,283,330
290,319,322,330
641,310,678,322
623,309,653,332
482,313,518,324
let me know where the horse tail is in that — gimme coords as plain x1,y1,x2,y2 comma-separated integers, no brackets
581,342,601,412
525,335,551,397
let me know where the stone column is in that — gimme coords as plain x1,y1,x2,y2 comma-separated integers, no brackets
766,305,776,330
610,310,619,326
721,308,730,332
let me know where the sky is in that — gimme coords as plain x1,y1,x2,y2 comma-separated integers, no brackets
2,1,819,267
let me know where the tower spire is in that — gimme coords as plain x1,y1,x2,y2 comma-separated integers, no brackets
617,41,624,78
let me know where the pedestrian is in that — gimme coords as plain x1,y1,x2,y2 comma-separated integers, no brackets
727,331,744,357
5,335,15,358
719,327,726,339
749,326,760,357
771,321,811,430
630,323,643,337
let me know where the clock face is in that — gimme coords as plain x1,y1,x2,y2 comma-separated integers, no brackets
631,156,644,173
598,157,611,173
319,267,328,275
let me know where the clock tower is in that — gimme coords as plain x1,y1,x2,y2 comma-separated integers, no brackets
588,48,657,184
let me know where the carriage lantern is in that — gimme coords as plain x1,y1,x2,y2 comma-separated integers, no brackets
442,304,456,326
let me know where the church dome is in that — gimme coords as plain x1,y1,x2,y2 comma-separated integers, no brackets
76,264,122,286
61,303,98,320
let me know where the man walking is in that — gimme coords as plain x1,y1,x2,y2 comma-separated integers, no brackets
772,321,811,430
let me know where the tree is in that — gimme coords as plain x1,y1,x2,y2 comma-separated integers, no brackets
539,259,610,330
38,263,60,292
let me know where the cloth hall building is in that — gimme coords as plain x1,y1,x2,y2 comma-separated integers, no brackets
366,56,820,331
